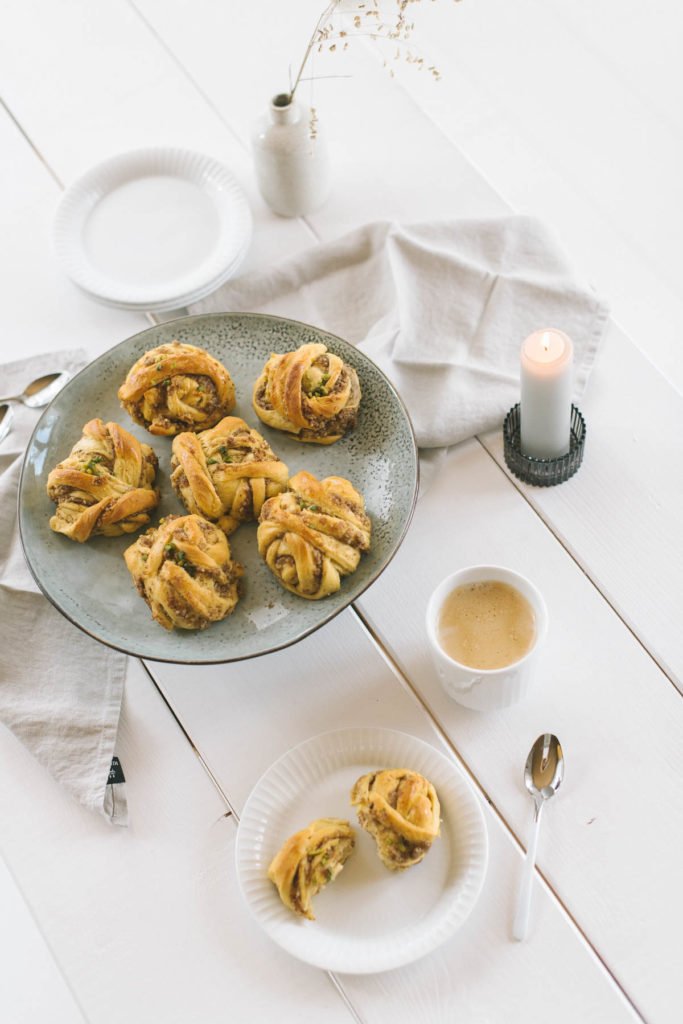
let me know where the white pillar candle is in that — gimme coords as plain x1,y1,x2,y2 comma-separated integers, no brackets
520,328,574,459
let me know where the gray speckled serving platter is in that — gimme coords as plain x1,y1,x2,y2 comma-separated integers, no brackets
19,313,418,663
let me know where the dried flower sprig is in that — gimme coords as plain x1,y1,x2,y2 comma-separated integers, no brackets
287,0,461,101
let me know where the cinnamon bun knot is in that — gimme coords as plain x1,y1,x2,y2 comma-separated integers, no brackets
170,416,289,535
252,342,361,444
257,470,371,600
268,818,356,920
46,418,159,542
118,341,236,436
124,514,242,631
351,769,441,871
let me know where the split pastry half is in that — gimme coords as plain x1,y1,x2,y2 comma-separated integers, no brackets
252,341,361,444
46,418,159,542
118,340,236,436
257,470,371,599
124,513,242,630
170,416,289,535
268,818,356,920
350,769,441,871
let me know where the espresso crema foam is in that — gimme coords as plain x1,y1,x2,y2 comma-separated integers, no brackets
437,580,536,670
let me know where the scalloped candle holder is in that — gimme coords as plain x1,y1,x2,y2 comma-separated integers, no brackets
503,403,586,486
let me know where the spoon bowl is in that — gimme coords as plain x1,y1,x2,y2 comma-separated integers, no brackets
525,732,564,803
0,370,71,409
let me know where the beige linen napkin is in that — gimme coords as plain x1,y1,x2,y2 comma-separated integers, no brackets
191,216,608,447
0,351,128,825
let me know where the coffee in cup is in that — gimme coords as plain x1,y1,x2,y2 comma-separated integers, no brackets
437,580,536,670
426,566,548,711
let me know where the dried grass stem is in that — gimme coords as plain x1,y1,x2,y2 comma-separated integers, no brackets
287,0,457,100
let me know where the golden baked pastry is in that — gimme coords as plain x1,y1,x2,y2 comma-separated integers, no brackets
257,470,371,600
170,416,289,535
46,418,159,542
268,818,356,920
252,342,361,444
124,513,242,631
118,341,236,436
351,769,441,871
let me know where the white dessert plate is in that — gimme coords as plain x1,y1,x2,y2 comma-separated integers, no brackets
53,147,252,309
69,224,252,313
70,243,249,314
235,727,488,974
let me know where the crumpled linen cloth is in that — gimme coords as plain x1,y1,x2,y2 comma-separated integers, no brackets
0,350,128,825
191,216,608,448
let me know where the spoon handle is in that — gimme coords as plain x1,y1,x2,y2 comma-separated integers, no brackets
512,800,543,941
0,404,13,446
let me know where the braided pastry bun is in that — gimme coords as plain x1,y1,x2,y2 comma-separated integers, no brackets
124,514,242,631
46,418,159,542
252,342,361,444
268,818,356,920
351,769,441,871
118,341,235,436
257,470,371,600
170,416,289,535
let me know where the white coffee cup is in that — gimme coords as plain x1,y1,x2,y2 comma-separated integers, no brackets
425,565,548,711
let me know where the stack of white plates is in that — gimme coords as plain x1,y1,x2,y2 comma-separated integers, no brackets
53,147,252,312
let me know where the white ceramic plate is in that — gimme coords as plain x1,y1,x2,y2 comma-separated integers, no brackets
71,238,250,311
53,147,252,309
71,245,249,313
70,226,252,313
235,727,488,974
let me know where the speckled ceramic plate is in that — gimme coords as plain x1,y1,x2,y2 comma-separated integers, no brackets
19,313,418,663
236,728,488,973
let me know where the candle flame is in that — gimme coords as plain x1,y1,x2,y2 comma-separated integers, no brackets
542,331,551,352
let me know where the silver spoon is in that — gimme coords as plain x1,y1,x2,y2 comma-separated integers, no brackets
512,733,565,941
0,403,13,445
0,370,70,409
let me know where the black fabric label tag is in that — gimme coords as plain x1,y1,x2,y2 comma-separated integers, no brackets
108,756,126,785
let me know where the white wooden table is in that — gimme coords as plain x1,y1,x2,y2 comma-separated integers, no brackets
2,3,682,1022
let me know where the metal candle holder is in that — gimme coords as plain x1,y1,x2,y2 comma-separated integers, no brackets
503,403,586,486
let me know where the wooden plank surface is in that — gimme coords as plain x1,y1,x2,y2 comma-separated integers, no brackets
149,611,639,1023
362,0,683,395
355,438,683,1024
129,0,683,393
0,103,144,361
0,855,85,1024
0,660,356,1024
129,0,683,688
481,318,683,690
0,0,315,356
0,1,681,1022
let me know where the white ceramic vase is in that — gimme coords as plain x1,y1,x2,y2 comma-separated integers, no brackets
252,93,331,217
